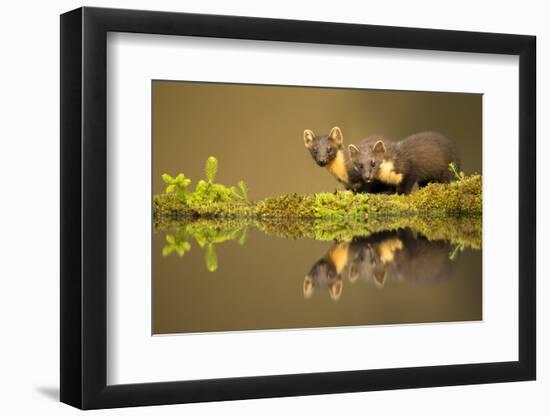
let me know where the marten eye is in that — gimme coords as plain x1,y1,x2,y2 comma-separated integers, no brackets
370,160,376,167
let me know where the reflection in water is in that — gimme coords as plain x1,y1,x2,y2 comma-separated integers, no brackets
153,217,482,334
304,229,455,301
162,221,248,272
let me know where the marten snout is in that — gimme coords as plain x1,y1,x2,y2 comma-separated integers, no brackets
316,158,328,167
354,163,375,182
363,172,374,182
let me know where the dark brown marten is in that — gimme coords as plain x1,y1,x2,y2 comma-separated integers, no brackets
348,131,460,195
303,126,394,194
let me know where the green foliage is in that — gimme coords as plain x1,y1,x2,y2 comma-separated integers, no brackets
155,174,482,220
205,156,218,183
237,181,248,200
449,162,465,181
161,156,250,212
162,173,191,203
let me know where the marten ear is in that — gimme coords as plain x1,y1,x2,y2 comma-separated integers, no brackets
372,140,386,153
303,129,315,149
303,276,314,299
328,127,343,145
348,144,360,160
373,269,387,289
329,279,343,301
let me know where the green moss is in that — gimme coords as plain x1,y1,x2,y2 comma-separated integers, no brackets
153,192,254,219
154,174,482,220
160,156,251,215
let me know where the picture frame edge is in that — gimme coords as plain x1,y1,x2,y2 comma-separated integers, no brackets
60,6,537,410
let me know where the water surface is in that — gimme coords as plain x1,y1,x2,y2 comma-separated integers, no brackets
153,218,482,335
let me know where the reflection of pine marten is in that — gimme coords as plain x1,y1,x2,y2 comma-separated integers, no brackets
347,231,404,289
303,127,394,193
390,229,453,287
303,242,349,301
348,229,454,288
303,229,456,301
348,131,460,195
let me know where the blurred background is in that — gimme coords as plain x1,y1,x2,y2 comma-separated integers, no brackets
153,81,482,200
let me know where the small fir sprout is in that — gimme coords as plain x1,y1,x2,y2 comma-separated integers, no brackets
448,162,465,181
237,180,249,200
205,156,218,183
162,173,191,203
164,156,250,206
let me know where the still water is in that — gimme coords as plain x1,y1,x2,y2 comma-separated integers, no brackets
153,218,482,335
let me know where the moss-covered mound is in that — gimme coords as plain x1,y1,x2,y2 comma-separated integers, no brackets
154,174,482,220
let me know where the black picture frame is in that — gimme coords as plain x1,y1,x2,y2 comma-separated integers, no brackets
60,6,536,410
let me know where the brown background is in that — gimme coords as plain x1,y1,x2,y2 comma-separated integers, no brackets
152,81,482,201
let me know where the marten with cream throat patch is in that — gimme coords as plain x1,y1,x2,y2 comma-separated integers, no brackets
303,127,395,194
348,131,460,195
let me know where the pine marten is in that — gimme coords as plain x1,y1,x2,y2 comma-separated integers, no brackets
303,127,394,194
348,131,460,195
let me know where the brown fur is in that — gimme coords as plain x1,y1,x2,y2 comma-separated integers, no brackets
349,131,460,195
304,127,395,194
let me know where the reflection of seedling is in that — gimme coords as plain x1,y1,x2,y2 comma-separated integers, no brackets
161,220,248,272
162,173,191,203
205,243,218,272
448,162,465,181
162,233,191,257
449,242,465,261
237,226,248,245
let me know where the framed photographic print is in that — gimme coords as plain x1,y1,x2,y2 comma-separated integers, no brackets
60,6,536,409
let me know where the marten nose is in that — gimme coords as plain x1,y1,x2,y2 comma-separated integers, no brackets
318,159,327,166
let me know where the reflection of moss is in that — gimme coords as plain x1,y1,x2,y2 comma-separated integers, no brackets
257,216,482,248
154,175,481,219
156,214,481,250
